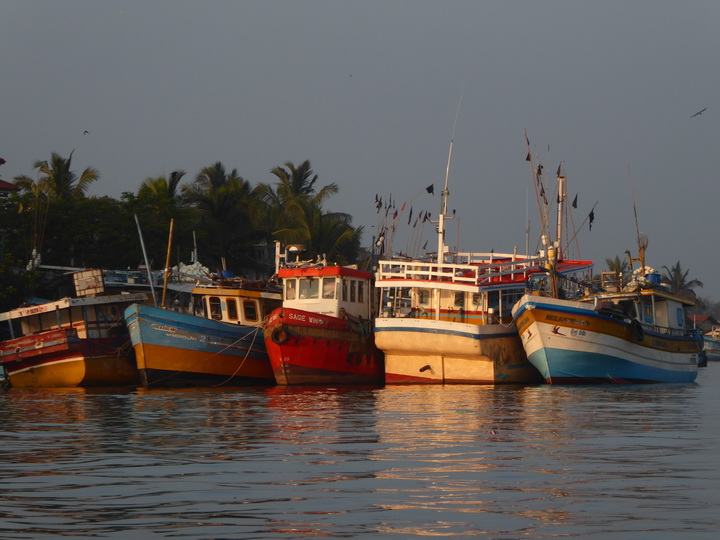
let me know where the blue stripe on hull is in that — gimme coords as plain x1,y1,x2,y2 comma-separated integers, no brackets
125,304,267,359
374,325,518,340
529,348,698,384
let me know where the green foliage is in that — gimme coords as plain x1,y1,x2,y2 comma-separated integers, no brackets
0,256,39,312
0,155,364,299
661,261,703,294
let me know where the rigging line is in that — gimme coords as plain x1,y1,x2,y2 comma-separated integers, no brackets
213,326,262,387
566,201,599,247
524,129,547,241
146,325,263,387
628,164,641,244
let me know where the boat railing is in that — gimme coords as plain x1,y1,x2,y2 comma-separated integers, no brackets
376,256,546,287
642,323,702,339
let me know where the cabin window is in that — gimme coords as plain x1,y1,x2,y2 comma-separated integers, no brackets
226,299,238,321
502,291,522,313
644,303,653,322
418,289,430,306
322,277,336,299
472,293,481,307
342,280,348,301
487,291,500,315
243,300,258,322
209,297,223,320
285,279,296,300
677,308,684,327
299,278,319,299
350,280,356,302
454,292,464,307
358,281,364,303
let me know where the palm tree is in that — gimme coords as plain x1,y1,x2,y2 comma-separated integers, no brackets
14,151,99,201
258,161,361,264
661,261,704,294
605,255,628,275
181,163,264,271
138,170,186,202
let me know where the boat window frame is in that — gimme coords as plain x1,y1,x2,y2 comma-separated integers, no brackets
285,278,297,300
299,278,319,299
208,297,223,320
226,298,238,321
322,277,336,299
243,300,259,322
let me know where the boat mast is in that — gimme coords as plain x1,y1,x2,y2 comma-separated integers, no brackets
436,90,463,265
555,166,565,261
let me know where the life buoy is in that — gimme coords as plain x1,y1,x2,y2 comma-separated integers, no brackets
271,327,288,345
630,320,644,341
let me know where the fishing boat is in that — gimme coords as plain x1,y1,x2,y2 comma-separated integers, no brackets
373,136,592,384
124,277,282,387
511,174,702,384
0,269,147,388
263,249,384,385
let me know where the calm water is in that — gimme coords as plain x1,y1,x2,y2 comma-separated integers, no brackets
1,366,719,539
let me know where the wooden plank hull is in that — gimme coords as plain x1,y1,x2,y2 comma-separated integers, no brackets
264,308,384,385
124,303,274,387
374,317,541,384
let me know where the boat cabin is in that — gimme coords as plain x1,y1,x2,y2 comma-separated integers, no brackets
0,293,148,341
189,282,282,327
278,266,373,320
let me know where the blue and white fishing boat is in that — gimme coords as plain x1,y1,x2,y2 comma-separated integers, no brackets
124,277,281,387
512,175,702,384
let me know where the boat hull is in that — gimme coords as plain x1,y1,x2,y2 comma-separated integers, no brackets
124,303,274,387
264,308,384,385
374,317,541,384
0,328,138,388
513,295,701,384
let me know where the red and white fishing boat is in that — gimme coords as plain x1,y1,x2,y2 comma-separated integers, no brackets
263,253,384,385
0,270,147,388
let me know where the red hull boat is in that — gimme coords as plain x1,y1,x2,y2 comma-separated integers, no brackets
263,260,384,385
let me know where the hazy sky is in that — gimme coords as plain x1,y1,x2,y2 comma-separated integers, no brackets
2,1,718,297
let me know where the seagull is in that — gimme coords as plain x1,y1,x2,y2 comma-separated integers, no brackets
690,107,707,118
84,130,89,135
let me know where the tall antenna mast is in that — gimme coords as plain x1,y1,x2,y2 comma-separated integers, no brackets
436,87,464,263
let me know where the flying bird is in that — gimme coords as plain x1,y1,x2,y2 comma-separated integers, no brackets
84,130,89,135
690,107,707,118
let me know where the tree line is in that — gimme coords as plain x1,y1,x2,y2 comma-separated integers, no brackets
0,153,363,310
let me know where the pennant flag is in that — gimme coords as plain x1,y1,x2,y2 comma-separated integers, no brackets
526,151,531,162
408,207,413,225
572,194,578,208
422,240,428,250
413,216,419,227
589,209,595,231
556,163,562,177
537,164,543,177
540,185,547,205
393,210,398,220
426,184,434,195
401,202,406,211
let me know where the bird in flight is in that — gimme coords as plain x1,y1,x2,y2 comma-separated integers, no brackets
84,130,89,134
690,107,707,118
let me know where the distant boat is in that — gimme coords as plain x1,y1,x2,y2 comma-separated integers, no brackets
511,175,702,384
702,331,720,361
263,254,383,386
0,269,147,388
124,277,281,387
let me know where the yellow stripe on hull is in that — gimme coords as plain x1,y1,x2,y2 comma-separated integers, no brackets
134,343,273,380
8,355,138,388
